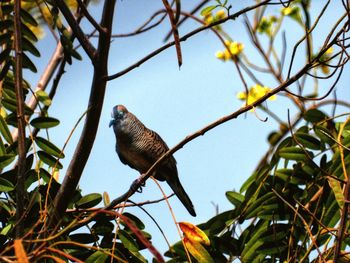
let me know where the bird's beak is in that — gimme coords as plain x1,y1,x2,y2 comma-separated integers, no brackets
109,119,116,127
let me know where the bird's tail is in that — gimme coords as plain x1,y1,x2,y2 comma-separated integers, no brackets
167,178,196,217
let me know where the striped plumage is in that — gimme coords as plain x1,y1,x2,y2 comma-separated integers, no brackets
109,105,196,216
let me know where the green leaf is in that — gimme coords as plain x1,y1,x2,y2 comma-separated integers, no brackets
20,8,38,27
91,221,114,236
327,177,344,209
200,5,217,17
241,221,269,261
30,116,60,129
22,37,40,57
22,52,37,73
122,213,145,230
21,22,38,42
0,32,12,46
2,98,33,115
37,151,63,169
0,177,15,192
35,90,51,106
0,154,15,169
0,48,11,64
226,191,244,207
118,229,139,252
75,193,102,208
275,169,305,185
35,137,64,158
303,109,326,123
0,115,13,144
278,146,310,161
85,251,109,263
295,132,321,150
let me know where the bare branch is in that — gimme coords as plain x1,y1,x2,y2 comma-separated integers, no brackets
13,0,27,238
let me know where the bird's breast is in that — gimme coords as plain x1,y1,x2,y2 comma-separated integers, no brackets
117,138,151,173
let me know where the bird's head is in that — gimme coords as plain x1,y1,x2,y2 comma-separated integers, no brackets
109,105,128,127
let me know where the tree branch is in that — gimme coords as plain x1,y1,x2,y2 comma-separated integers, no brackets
13,0,27,238
50,0,117,224
107,0,274,80
54,0,97,61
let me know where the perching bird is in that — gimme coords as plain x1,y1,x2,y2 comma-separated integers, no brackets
109,105,196,217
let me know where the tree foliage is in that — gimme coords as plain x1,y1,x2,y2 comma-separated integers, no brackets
0,0,350,262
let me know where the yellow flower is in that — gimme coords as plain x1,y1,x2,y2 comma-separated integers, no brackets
216,41,244,61
215,9,226,20
281,7,293,16
325,47,334,55
229,42,244,56
237,84,276,106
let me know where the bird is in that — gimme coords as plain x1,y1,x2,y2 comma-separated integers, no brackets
109,105,196,217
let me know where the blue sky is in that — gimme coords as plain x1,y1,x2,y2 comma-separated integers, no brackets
26,0,350,257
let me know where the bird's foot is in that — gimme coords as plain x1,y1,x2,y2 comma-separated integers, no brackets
131,178,145,193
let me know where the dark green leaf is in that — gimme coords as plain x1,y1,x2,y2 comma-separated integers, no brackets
22,52,37,72
278,146,310,161
20,8,38,26
122,213,145,230
275,169,305,185
69,233,97,244
0,115,13,144
22,37,40,57
37,151,63,169
21,22,38,42
35,137,64,158
30,116,60,129
0,32,12,46
0,177,15,192
76,193,102,208
92,221,114,236
2,98,33,114
295,132,321,150
303,109,326,123
0,48,11,64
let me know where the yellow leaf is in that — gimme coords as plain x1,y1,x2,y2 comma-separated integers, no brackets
183,237,214,263
14,239,29,263
179,222,210,246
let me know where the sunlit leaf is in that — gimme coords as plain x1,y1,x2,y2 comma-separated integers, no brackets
200,5,217,17
327,177,344,209
35,90,51,106
179,222,210,246
183,237,214,263
225,191,244,207
35,137,64,158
